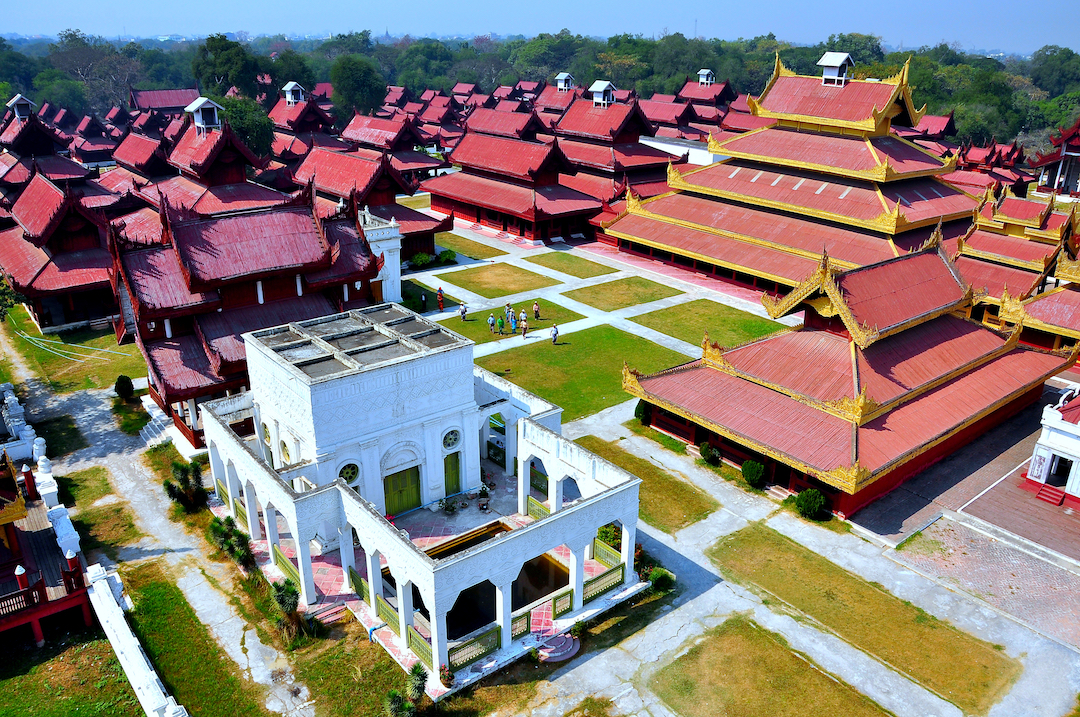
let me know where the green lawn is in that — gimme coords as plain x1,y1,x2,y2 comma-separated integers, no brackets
651,616,893,717
435,232,507,260
0,355,15,386
400,279,462,314
0,629,141,717
561,276,681,312
436,264,560,299
112,389,151,435
57,466,142,561
439,299,584,344
708,523,1022,716
397,193,431,210
475,325,690,420
523,251,617,279
575,435,717,534
36,415,88,458
124,561,270,717
630,299,781,347
2,305,146,392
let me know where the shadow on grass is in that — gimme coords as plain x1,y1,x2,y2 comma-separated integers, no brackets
36,415,88,457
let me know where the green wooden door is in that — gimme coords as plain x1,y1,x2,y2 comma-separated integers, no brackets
444,452,461,496
384,466,421,516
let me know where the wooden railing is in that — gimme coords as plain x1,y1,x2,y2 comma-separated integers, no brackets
233,498,248,530
511,610,530,639
583,564,624,603
592,538,621,568
0,578,46,618
272,544,300,586
376,594,399,635
348,567,369,604
61,566,85,594
527,495,549,520
449,624,500,670
553,588,573,618
215,479,228,501
408,625,432,668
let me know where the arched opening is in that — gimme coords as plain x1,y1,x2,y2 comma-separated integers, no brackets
485,413,507,465
525,456,548,499
560,476,582,504
513,548,569,610
446,579,495,640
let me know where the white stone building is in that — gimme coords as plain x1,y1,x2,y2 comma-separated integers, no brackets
202,305,643,680
1026,389,1080,508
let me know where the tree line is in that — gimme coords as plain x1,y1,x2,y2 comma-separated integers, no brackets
2,29,1079,151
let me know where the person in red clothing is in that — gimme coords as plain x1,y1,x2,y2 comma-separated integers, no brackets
437,287,445,311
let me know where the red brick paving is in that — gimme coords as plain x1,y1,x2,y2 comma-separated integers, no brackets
893,519,1080,648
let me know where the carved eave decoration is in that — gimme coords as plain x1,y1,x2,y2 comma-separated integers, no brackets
824,386,881,423
824,462,874,493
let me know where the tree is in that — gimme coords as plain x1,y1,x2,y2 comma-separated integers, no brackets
33,68,88,115
49,29,140,111
330,54,384,116
218,96,274,156
0,283,24,323
317,31,372,60
114,375,135,401
267,49,315,95
1030,45,1080,98
824,33,885,65
193,34,260,98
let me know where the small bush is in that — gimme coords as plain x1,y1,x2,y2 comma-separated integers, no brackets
699,442,720,466
273,578,301,616
596,522,621,550
527,648,540,664
437,249,456,264
163,459,208,512
407,662,428,704
648,566,675,592
569,621,586,638
207,515,257,570
114,374,135,401
742,460,766,489
795,488,828,520
633,400,648,421
411,252,432,268
384,689,414,717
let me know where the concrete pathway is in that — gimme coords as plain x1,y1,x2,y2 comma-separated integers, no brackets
511,402,1080,717
0,326,315,716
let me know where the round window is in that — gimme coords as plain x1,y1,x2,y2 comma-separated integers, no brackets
443,429,461,450
280,441,291,464
339,463,359,482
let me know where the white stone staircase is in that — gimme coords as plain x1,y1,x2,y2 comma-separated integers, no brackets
138,394,173,447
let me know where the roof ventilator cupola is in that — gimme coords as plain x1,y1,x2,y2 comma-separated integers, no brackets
697,69,715,87
6,94,36,121
185,96,224,135
555,72,575,92
283,81,306,106
590,80,616,108
818,52,854,87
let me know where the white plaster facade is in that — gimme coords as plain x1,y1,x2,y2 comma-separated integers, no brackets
202,304,642,677
360,208,402,303
1028,389,1080,504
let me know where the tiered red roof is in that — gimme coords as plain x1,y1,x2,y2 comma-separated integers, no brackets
464,108,545,139
555,99,654,142
129,88,200,114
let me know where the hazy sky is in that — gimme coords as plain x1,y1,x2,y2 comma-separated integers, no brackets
6,0,1075,55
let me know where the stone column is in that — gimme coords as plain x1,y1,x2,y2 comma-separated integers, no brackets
463,411,482,491
264,505,280,548
365,548,383,620
241,482,261,540
294,536,318,605
547,475,563,513
569,542,588,611
338,524,355,592
186,399,198,430
208,443,225,497
397,578,414,647
517,457,529,516
225,464,240,518
504,416,519,474
429,604,450,672
620,518,637,586
495,577,514,649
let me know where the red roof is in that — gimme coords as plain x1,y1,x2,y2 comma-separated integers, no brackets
833,251,966,332
96,166,146,194
464,108,544,139
913,112,955,138
558,172,623,202
0,224,111,294
423,171,600,220
389,150,448,174
963,230,1057,267
139,175,208,210
168,124,263,176
113,132,166,173
717,127,944,178
0,153,90,187
758,75,901,124
293,148,385,199
535,86,581,113
267,98,334,132
304,218,379,287
121,244,220,316
954,256,1040,298
192,182,286,215
676,79,735,105
271,131,350,159
312,82,334,99
452,82,479,95
197,294,335,367
144,335,222,396
1025,288,1080,333
340,114,414,150
111,207,164,246
720,112,776,132
12,173,66,241
450,133,563,182
1058,393,1080,424
172,205,329,286
130,88,200,112
555,99,653,142
638,99,695,126
558,139,673,172
494,100,524,113
369,203,452,238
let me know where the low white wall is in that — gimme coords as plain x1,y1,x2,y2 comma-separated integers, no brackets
87,565,189,717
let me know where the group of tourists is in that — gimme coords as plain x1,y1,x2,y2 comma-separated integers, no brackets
484,300,558,344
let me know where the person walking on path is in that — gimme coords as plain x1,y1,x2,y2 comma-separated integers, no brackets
551,323,559,344
533,300,540,320
459,303,467,321
496,315,505,334
510,311,517,333
420,293,427,312
521,317,528,338
505,302,512,321
487,313,496,334
437,287,445,311
519,309,527,327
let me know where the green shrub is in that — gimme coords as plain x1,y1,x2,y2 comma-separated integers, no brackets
114,374,135,401
411,252,432,268
406,662,427,704
569,621,586,638
742,460,766,489
795,488,828,520
437,249,456,265
384,689,414,717
164,459,208,512
596,522,621,550
207,515,257,570
634,400,649,421
273,578,300,616
699,442,720,466
648,566,675,592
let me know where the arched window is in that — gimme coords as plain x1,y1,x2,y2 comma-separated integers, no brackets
262,423,271,445
280,441,291,465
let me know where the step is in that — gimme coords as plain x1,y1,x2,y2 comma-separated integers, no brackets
1036,483,1067,506
539,634,579,663
311,603,348,624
